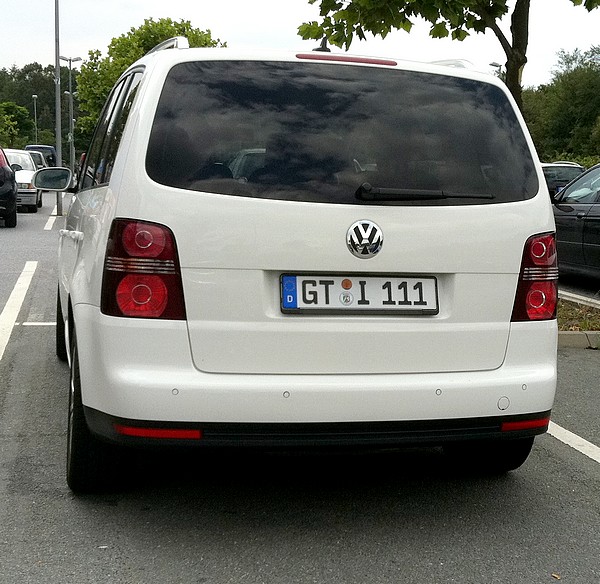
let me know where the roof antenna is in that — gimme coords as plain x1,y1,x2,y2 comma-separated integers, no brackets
313,37,331,52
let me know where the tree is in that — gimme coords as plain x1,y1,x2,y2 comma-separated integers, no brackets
522,46,600,163
552,45,600,76
0,63,59,147
77,18,225,144
298,0,600,110
0,113,18,147
0,102,33,147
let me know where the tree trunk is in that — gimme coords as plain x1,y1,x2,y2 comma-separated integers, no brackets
477,0,530,110
504,0,531,111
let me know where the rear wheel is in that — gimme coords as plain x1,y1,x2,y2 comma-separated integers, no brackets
37,191,42,208
443,437,534,474
67,334,119,494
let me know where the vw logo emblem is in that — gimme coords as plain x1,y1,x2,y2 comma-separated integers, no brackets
346,220,383,258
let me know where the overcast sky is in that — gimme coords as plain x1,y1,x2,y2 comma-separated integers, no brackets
2,0,599,87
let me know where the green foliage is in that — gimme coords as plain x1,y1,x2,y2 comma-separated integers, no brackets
0,63,59,148
522,46,600,162
0,102,33,147
0,113,18,146
299,0,600,49
299,1,509,50
552,153,600,168
77,17,225,145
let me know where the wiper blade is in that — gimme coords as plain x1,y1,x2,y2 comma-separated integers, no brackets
355,183,494,201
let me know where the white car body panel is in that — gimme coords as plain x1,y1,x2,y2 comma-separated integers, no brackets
57,48,557,437
74,304,556,423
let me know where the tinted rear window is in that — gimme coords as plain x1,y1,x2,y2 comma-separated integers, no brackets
542,165,584,184
146,61,538,206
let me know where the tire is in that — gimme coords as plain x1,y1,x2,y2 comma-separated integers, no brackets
37,191,42,208
67,334,118,494
4,207,17,228
443,437,534,474
56,288,68,362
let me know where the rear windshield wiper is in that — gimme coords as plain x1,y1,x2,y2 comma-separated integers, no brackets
355,183,494,201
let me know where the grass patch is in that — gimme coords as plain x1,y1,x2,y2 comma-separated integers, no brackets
557,299,600,331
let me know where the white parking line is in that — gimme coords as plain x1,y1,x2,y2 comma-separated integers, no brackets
44,214,57,230
548,421,600,464
44,199,63,231
0,262,38,362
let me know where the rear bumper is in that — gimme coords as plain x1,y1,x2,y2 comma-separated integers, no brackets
17,190,36,205
74,304,557,433
86,407,551,448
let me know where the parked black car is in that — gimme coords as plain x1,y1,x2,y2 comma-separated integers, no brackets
553,163,600,279
0,146,17,228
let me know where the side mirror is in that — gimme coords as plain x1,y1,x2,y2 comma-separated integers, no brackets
10,163,23,172
33,167,73,191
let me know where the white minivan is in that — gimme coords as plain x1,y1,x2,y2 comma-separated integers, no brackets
35,39,558,493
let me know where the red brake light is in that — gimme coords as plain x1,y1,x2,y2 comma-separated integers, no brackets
511,233,558,322
115,274,169,317
122,222,167,258
296,53,397,66
101,219,186,319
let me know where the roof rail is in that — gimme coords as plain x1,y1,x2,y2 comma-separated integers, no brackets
145,36,189,56
429,59,473,69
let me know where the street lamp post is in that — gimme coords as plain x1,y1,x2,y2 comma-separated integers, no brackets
54,0,62,215
60,55,81,175
32,94,38,143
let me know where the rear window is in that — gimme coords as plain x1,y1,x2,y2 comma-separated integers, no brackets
146,61,538,206
542,165,584,185
6,151,35,172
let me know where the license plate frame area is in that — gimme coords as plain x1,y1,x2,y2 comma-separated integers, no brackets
280,274,439,315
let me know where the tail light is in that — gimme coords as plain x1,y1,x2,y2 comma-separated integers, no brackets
511,232,558,322
101,219,186,319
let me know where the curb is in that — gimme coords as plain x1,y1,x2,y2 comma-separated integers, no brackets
559,290,600,310
558,331,600,349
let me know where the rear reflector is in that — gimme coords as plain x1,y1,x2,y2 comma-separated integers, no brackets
114,424,203,440
501,417,550,432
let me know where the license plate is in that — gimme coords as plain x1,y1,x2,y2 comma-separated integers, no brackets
281,275,438,314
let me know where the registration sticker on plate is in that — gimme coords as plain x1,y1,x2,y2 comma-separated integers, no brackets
281,275,438,314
